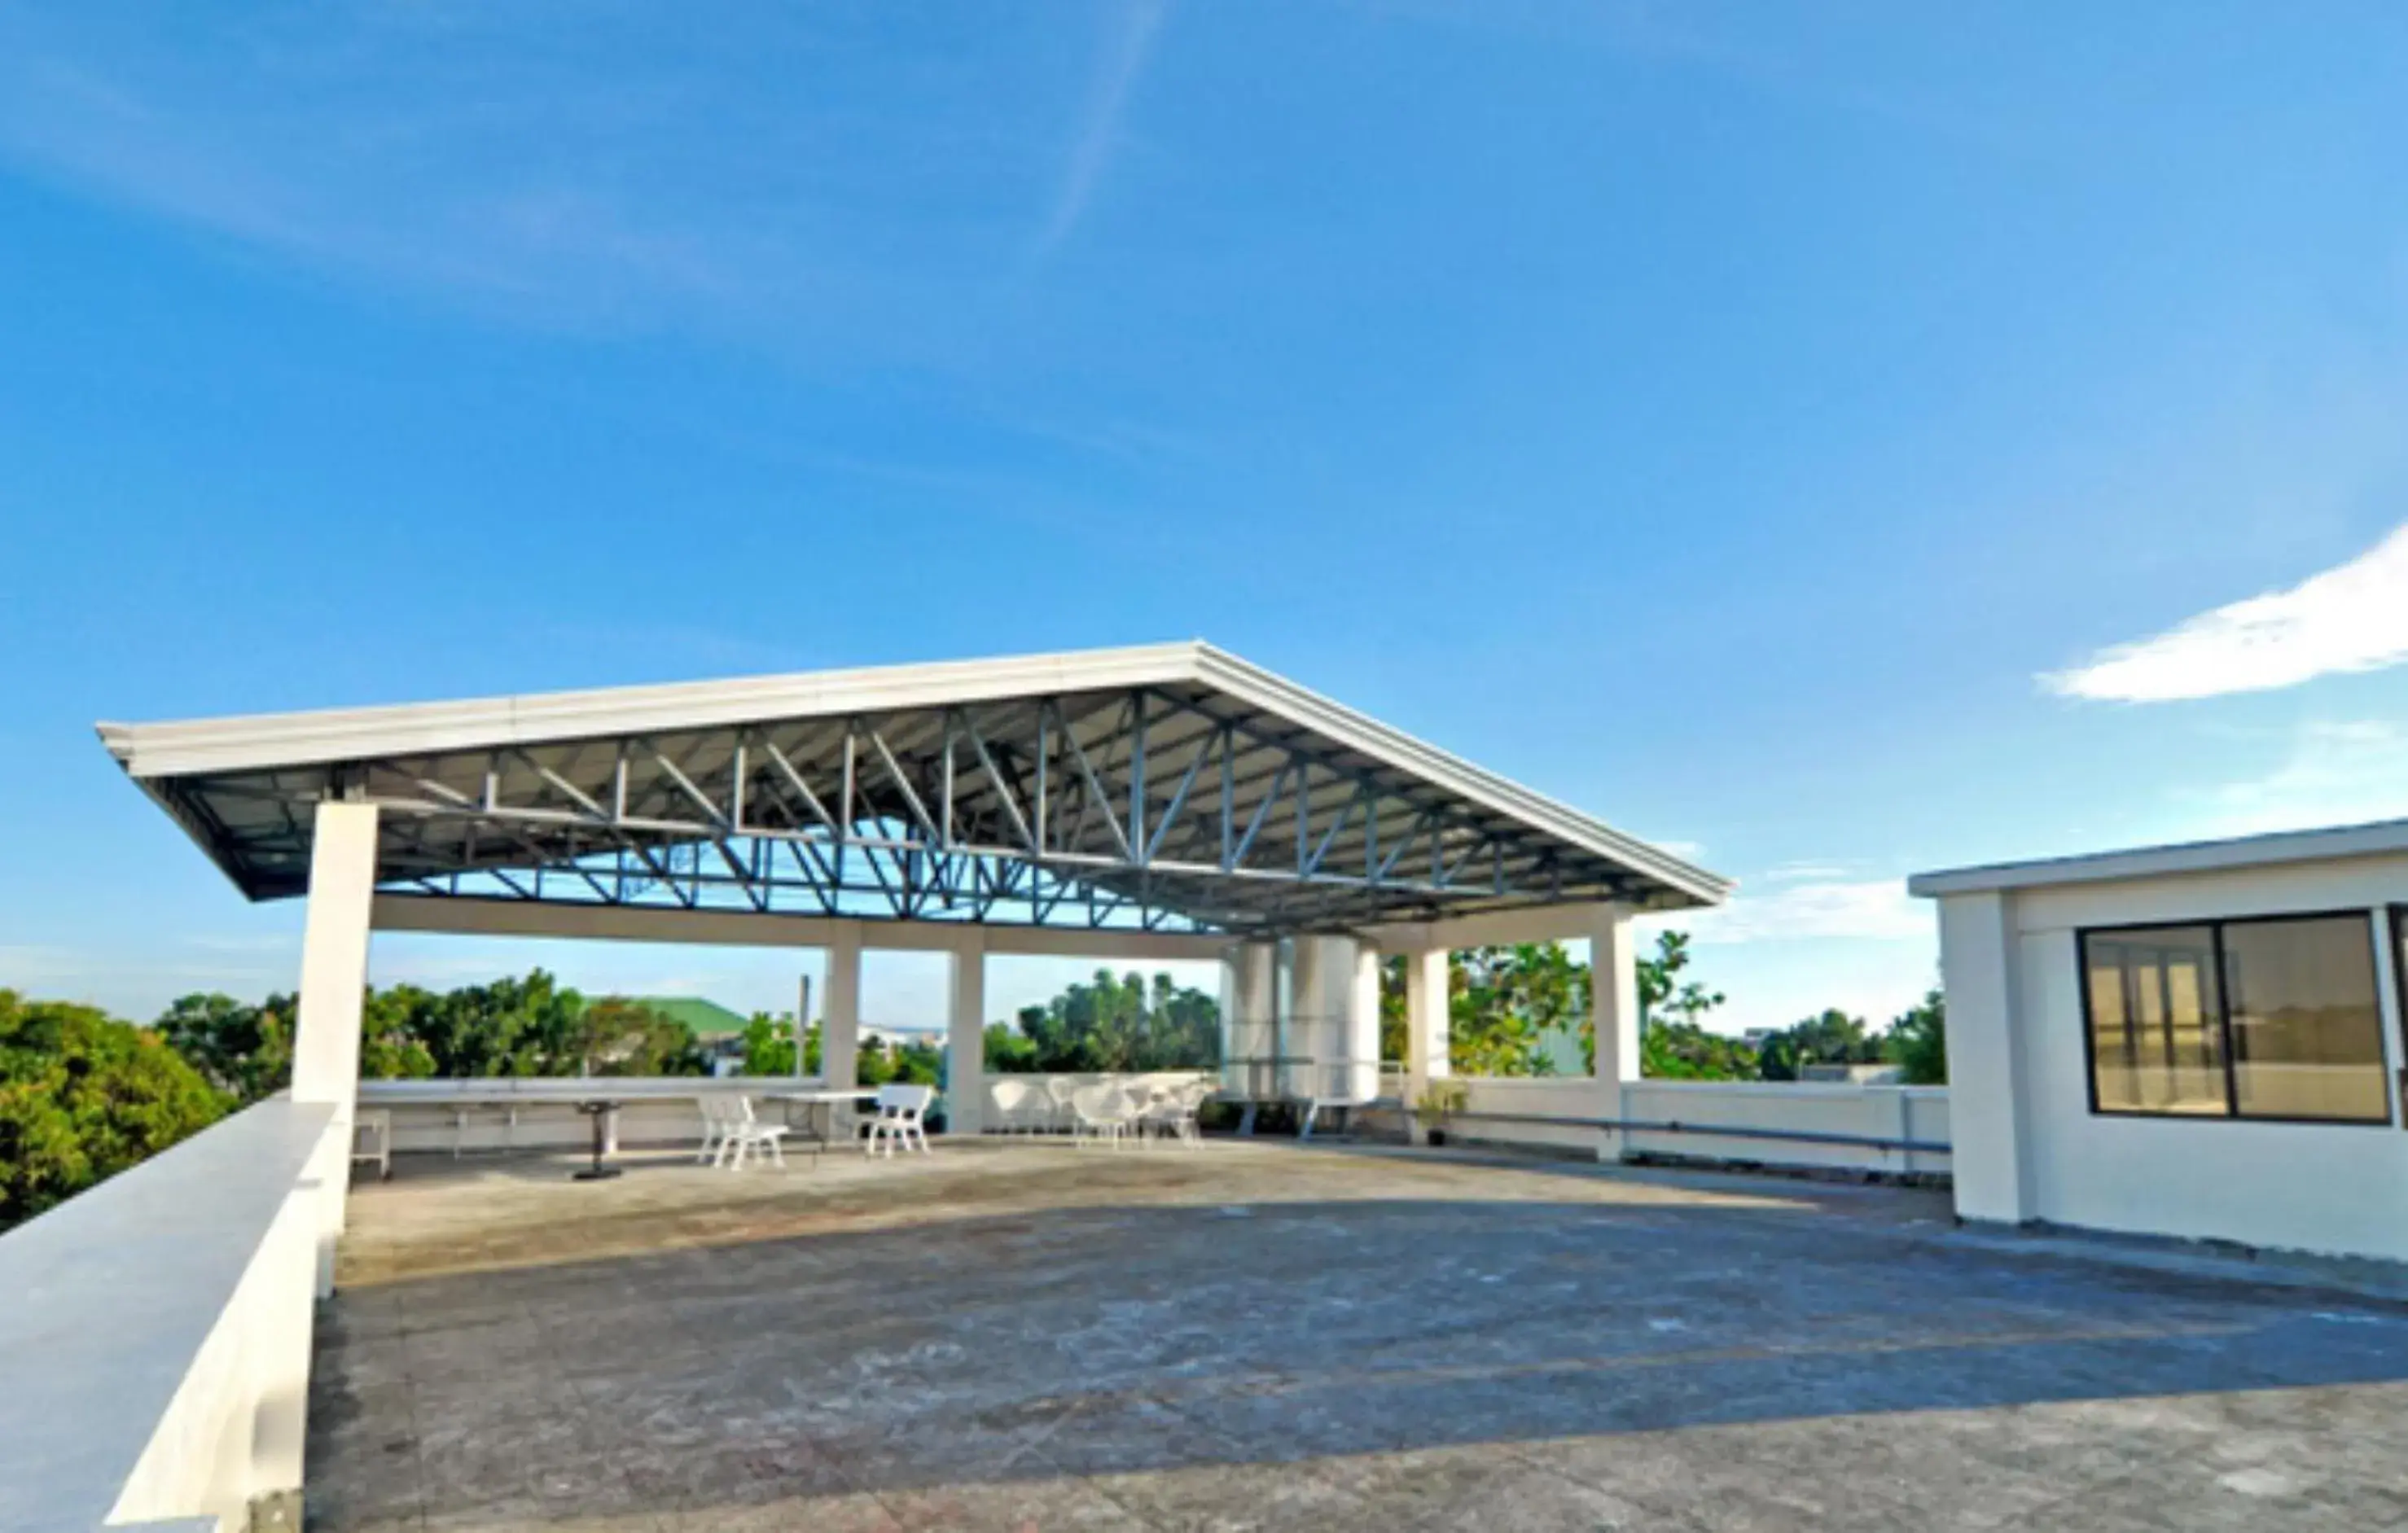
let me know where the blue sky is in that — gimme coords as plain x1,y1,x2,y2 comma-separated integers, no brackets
5,2,2408,1036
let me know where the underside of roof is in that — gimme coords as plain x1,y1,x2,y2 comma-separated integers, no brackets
99,642,1729,938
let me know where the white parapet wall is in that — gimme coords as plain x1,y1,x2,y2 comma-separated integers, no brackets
1622,1080,1951,1177
1420,1076,1952,1178
0,1097,347,1533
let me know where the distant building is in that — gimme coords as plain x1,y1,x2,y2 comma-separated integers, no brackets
1797,1062,1904,1085
630,996,752,1068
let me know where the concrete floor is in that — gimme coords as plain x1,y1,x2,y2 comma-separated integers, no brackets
309,1139,2408,1531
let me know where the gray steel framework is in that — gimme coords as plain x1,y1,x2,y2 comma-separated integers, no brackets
140,681,1695,936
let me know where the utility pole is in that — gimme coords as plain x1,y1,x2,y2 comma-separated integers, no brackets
796,974,814,1081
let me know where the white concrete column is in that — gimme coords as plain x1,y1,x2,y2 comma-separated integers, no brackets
292,801,379,1114
1402,948,1450,1143
1349,944,1383,1106
1224,940,1278,1099
292,799,378,1296
1936,891,2034,1223
946,935,987,1136
1589,904,1639,1163
822,926,861,1093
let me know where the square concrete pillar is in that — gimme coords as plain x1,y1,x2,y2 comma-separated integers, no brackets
292,800,379,1114
945,937,987,1136
1402,948,1450,1143
1589,904,1638,1163
292,799,378,1296
822,926,861,1093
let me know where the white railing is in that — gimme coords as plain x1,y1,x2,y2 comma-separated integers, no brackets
1403,1076,1953,1178
0,1097,347,1532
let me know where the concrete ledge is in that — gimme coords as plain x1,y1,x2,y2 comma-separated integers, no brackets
0,1098,338,1532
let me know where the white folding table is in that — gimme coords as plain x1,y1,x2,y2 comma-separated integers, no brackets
764,1088,882,1154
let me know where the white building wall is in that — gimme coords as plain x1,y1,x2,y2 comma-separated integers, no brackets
1936,851,2408,1263
1935,891,2033,1222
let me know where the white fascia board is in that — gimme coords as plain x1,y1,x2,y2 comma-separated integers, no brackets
96,642,1204,780
1907,816,2408,898
1193,645,1731,909
1362,901,1626,953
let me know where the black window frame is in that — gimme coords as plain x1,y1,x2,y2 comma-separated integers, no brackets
2077,908,2394,1128
2391,906,2408,1132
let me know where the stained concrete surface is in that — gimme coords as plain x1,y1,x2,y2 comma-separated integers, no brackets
309,1140,2408,1531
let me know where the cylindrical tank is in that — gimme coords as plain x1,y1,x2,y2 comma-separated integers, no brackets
1222,940,1279,1101
1287,935,1379,1106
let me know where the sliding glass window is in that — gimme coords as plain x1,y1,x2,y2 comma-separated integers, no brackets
2080,913,2390,1125
2084,926,2226,1115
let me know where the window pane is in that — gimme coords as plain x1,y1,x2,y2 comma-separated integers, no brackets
2085,927,2226,1115
2223,916,2388,1123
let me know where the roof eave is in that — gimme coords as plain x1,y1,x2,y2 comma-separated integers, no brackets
1908,816,2408,898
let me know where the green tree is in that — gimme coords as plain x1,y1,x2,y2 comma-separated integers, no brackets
740,1011,797,1075
1454,944,1581,1078
892,1038,943,1086
155,992,292,1102
1889,988,1946,1085
1388,933,1743,1081
1,992,229,1229
1001,969,1220,1073
984,1021,1038,1073
575,997,708,1076
358,988,440,1081
158,990,433,1102
1757,1007,1886,1080
1642,1018,1760,1080
1639,931,1725,1030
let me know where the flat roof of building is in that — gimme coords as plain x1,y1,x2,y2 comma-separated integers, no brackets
1908,815,2408,898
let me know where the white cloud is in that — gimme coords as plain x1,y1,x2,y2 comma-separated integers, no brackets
2181,718,2408,839
1676,878,1928,945
1760,861,1854,883
2045,522,2408,703
1034,0,1170,256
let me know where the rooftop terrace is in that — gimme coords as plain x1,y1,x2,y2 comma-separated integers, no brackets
309,1141,2408,1531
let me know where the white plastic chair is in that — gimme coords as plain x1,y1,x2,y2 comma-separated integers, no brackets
1071,1082,1136,1149
864,1084,934,1158
989,1077,1041,1135
1043,1076,1079,1135
1144,1080,1212,1148
717,1097,789,1170
696,1096,733,1164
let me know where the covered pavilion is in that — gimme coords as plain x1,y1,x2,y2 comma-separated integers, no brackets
101,640,1726,1154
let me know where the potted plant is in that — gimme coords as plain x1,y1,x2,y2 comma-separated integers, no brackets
1414,1079,1469,1146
